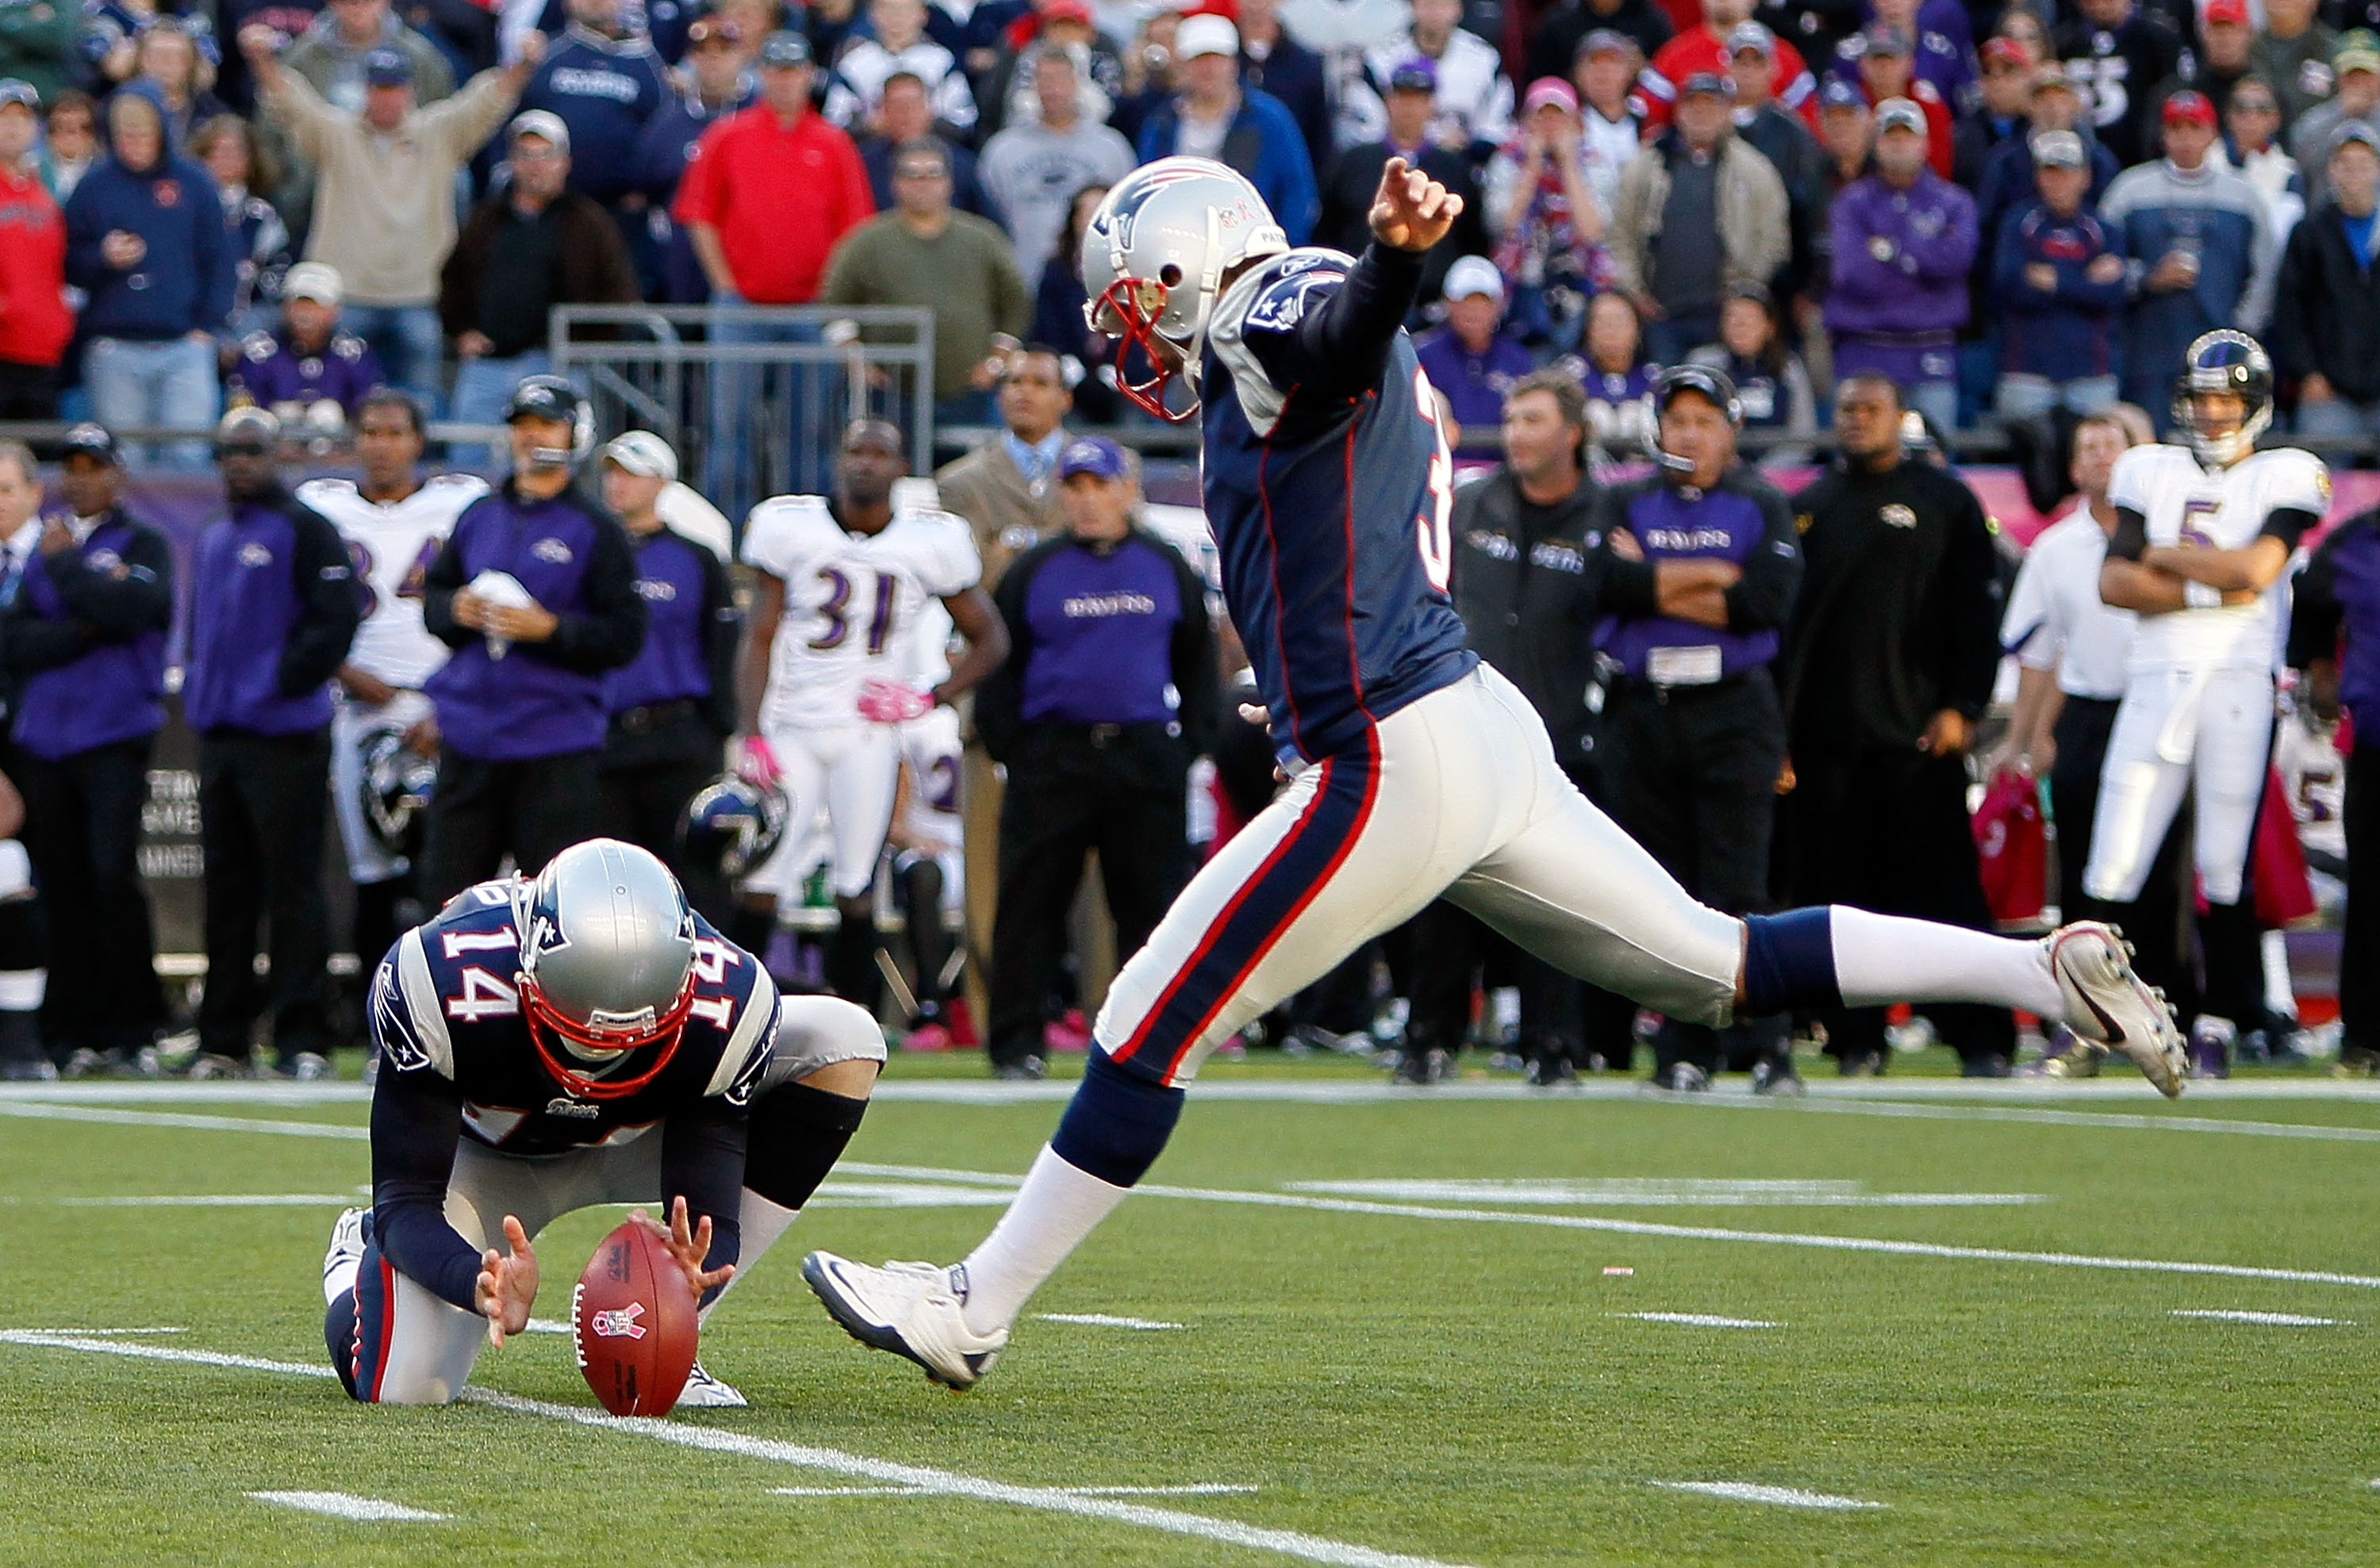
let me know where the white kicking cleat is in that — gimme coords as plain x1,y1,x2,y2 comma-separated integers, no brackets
322,1206,369,1305
674,1360,747,1409
802,1252,1008,1391
2046,922,2188,1098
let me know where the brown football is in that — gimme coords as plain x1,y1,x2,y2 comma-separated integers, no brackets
572,1218,698,1417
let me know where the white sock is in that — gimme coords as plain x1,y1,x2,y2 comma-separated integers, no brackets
957,1144,1130,1336
324,1256,361,1307
1828,907,2064,1021
699,1191,799,1328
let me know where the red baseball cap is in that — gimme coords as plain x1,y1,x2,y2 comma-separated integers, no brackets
1981,36,2033,67
1042,0,1094,21
2163,88,2217,125
2204,0,2250,24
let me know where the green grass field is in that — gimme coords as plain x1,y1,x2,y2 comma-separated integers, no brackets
4,1052,2378,1566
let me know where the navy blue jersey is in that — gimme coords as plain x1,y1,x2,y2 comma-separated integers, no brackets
1202,245,1477,765
365,878,777,1309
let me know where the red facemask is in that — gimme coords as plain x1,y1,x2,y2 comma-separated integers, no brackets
520,970,697,1101
1093,276,1197,424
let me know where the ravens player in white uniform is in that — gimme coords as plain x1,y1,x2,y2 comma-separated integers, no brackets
804,157,2189,1392
298,390,487,970
890,597,967,1049
318,839,885,1405
2094,331,2324,1068
731,419,1008,1003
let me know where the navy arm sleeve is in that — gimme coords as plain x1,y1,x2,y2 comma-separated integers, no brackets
1240,243,1426,407
660,1099,749,1283
367,1067,485,1313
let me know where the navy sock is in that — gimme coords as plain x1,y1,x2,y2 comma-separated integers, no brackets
324,1292,361,1401
1742,908,1843,1015
1050,1048,1186,1188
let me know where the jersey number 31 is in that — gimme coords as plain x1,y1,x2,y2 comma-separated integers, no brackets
1414,369,1454,593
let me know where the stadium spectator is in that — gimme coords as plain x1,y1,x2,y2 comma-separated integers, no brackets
1838,27,1955,178
225,262,385,436
129,19,226,147
1729,22,1825,300
1973,64,2119,256
2290,32,2380,209
40,90,93,206
1780,374,2010,1075
856,69,991,220
2288,490,2378,1075
935,342,1073,590
2273,122,2380,439
974,434,1219,1082
1105,7,1180,149
1825,96,1975,431
181,406,359,1083
1611,70,1790,366
1526,0,1671,84
190,115,291,339
972,1,1127,148
596,430,738,925
1343,0,1514,159
1233,0,1332,172
1429,368,1631,1083
1319,57,1488,311
1485,78,1608,354
977,49,1136,286
440,109,637,439
2251,0,2338,125
2,426,171,1077
1028,182,1115,418
246,27,536,412
1595,365,1801,1093
632,13,750,304
1806,79,1872,377
2144,0,2255,128
1643,0,1818,130
2054,0,2183,167
1578,288,1656,450
2219,75,2306,240
1687,285,1815,463
1865,0,1975,114
1569,29,1645,186
0,82,69,420
1136,13,1318,247
1415,256,1534,429
825,0,974,136
822,136,1031,428
63,90,232,469
2102,90,2273,424
0,0,71,102
1953,35,2035,190
515,0,670,226
1992,128,2126,421
419,377,646,903
282,0,454,113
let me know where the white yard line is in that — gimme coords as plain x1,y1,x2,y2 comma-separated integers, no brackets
1699,1095,2380,1145
247,1490,450,1523
0,1330,1470,1568
1284,1178,2044,1207
1617,1313,1783,1328
53,1194,359,1206
0,1102,367,1140
770,1483,1259,1498
2169,1309,2348,1326
1035,1313,1190,1330
1652,1481,1884,1511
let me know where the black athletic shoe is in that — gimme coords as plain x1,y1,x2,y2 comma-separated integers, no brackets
1525,1056,1578,1088
1750,1055,1803,1096
1837,1049,1886,1078
989,1056,1046,1082
1394,1047,1452,1085
1645,1060,1711,1093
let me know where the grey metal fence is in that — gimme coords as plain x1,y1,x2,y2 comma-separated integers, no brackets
548,304,937,526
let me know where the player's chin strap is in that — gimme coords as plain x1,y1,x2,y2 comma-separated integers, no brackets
1091,208,1229,425
520,972,697,1101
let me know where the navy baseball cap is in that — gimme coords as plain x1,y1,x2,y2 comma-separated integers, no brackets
1818,78,1864,110
758,29,811,67
363,47,413,86
60,422,120,466
1059,435,1129,481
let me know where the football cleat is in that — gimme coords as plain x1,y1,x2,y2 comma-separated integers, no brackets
674,1360,748,1409
1645,1060,1711,1094
2046,922,2187,1098
322,1206,370,1305
2027,1029,2106,1080
282,1051,332,1082
801,1252,1008,1391
1750,1055,1804,1097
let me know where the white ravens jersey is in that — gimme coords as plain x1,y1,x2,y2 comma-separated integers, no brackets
741,496,981,730
298,473,488,688
2106,443,2327,675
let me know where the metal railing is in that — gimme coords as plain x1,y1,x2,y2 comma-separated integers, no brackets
549,305,936,523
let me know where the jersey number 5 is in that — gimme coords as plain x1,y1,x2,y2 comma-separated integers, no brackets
1413,369,1454,593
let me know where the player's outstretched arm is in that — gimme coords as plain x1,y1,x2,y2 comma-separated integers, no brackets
474,1214,538,1348
1368,156,1464,254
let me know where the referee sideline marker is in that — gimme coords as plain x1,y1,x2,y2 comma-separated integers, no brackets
0,1330,1472,1568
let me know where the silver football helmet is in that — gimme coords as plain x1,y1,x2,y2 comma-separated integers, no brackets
516,838,700,1100
1082,156,1288,422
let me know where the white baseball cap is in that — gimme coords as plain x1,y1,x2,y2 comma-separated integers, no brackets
1176,13,1240,59
283,262,343,305
601,429,678,481
1442,255,1505,305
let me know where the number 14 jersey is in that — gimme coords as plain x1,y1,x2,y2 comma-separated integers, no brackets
740,496,981,732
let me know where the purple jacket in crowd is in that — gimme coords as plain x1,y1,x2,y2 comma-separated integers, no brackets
423,481,646,762
1823,170,1979,344
1,513,173,761
182,486,361,735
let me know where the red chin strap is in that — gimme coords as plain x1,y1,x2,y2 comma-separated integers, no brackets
1093,277,1197,424
520,971,697,1102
